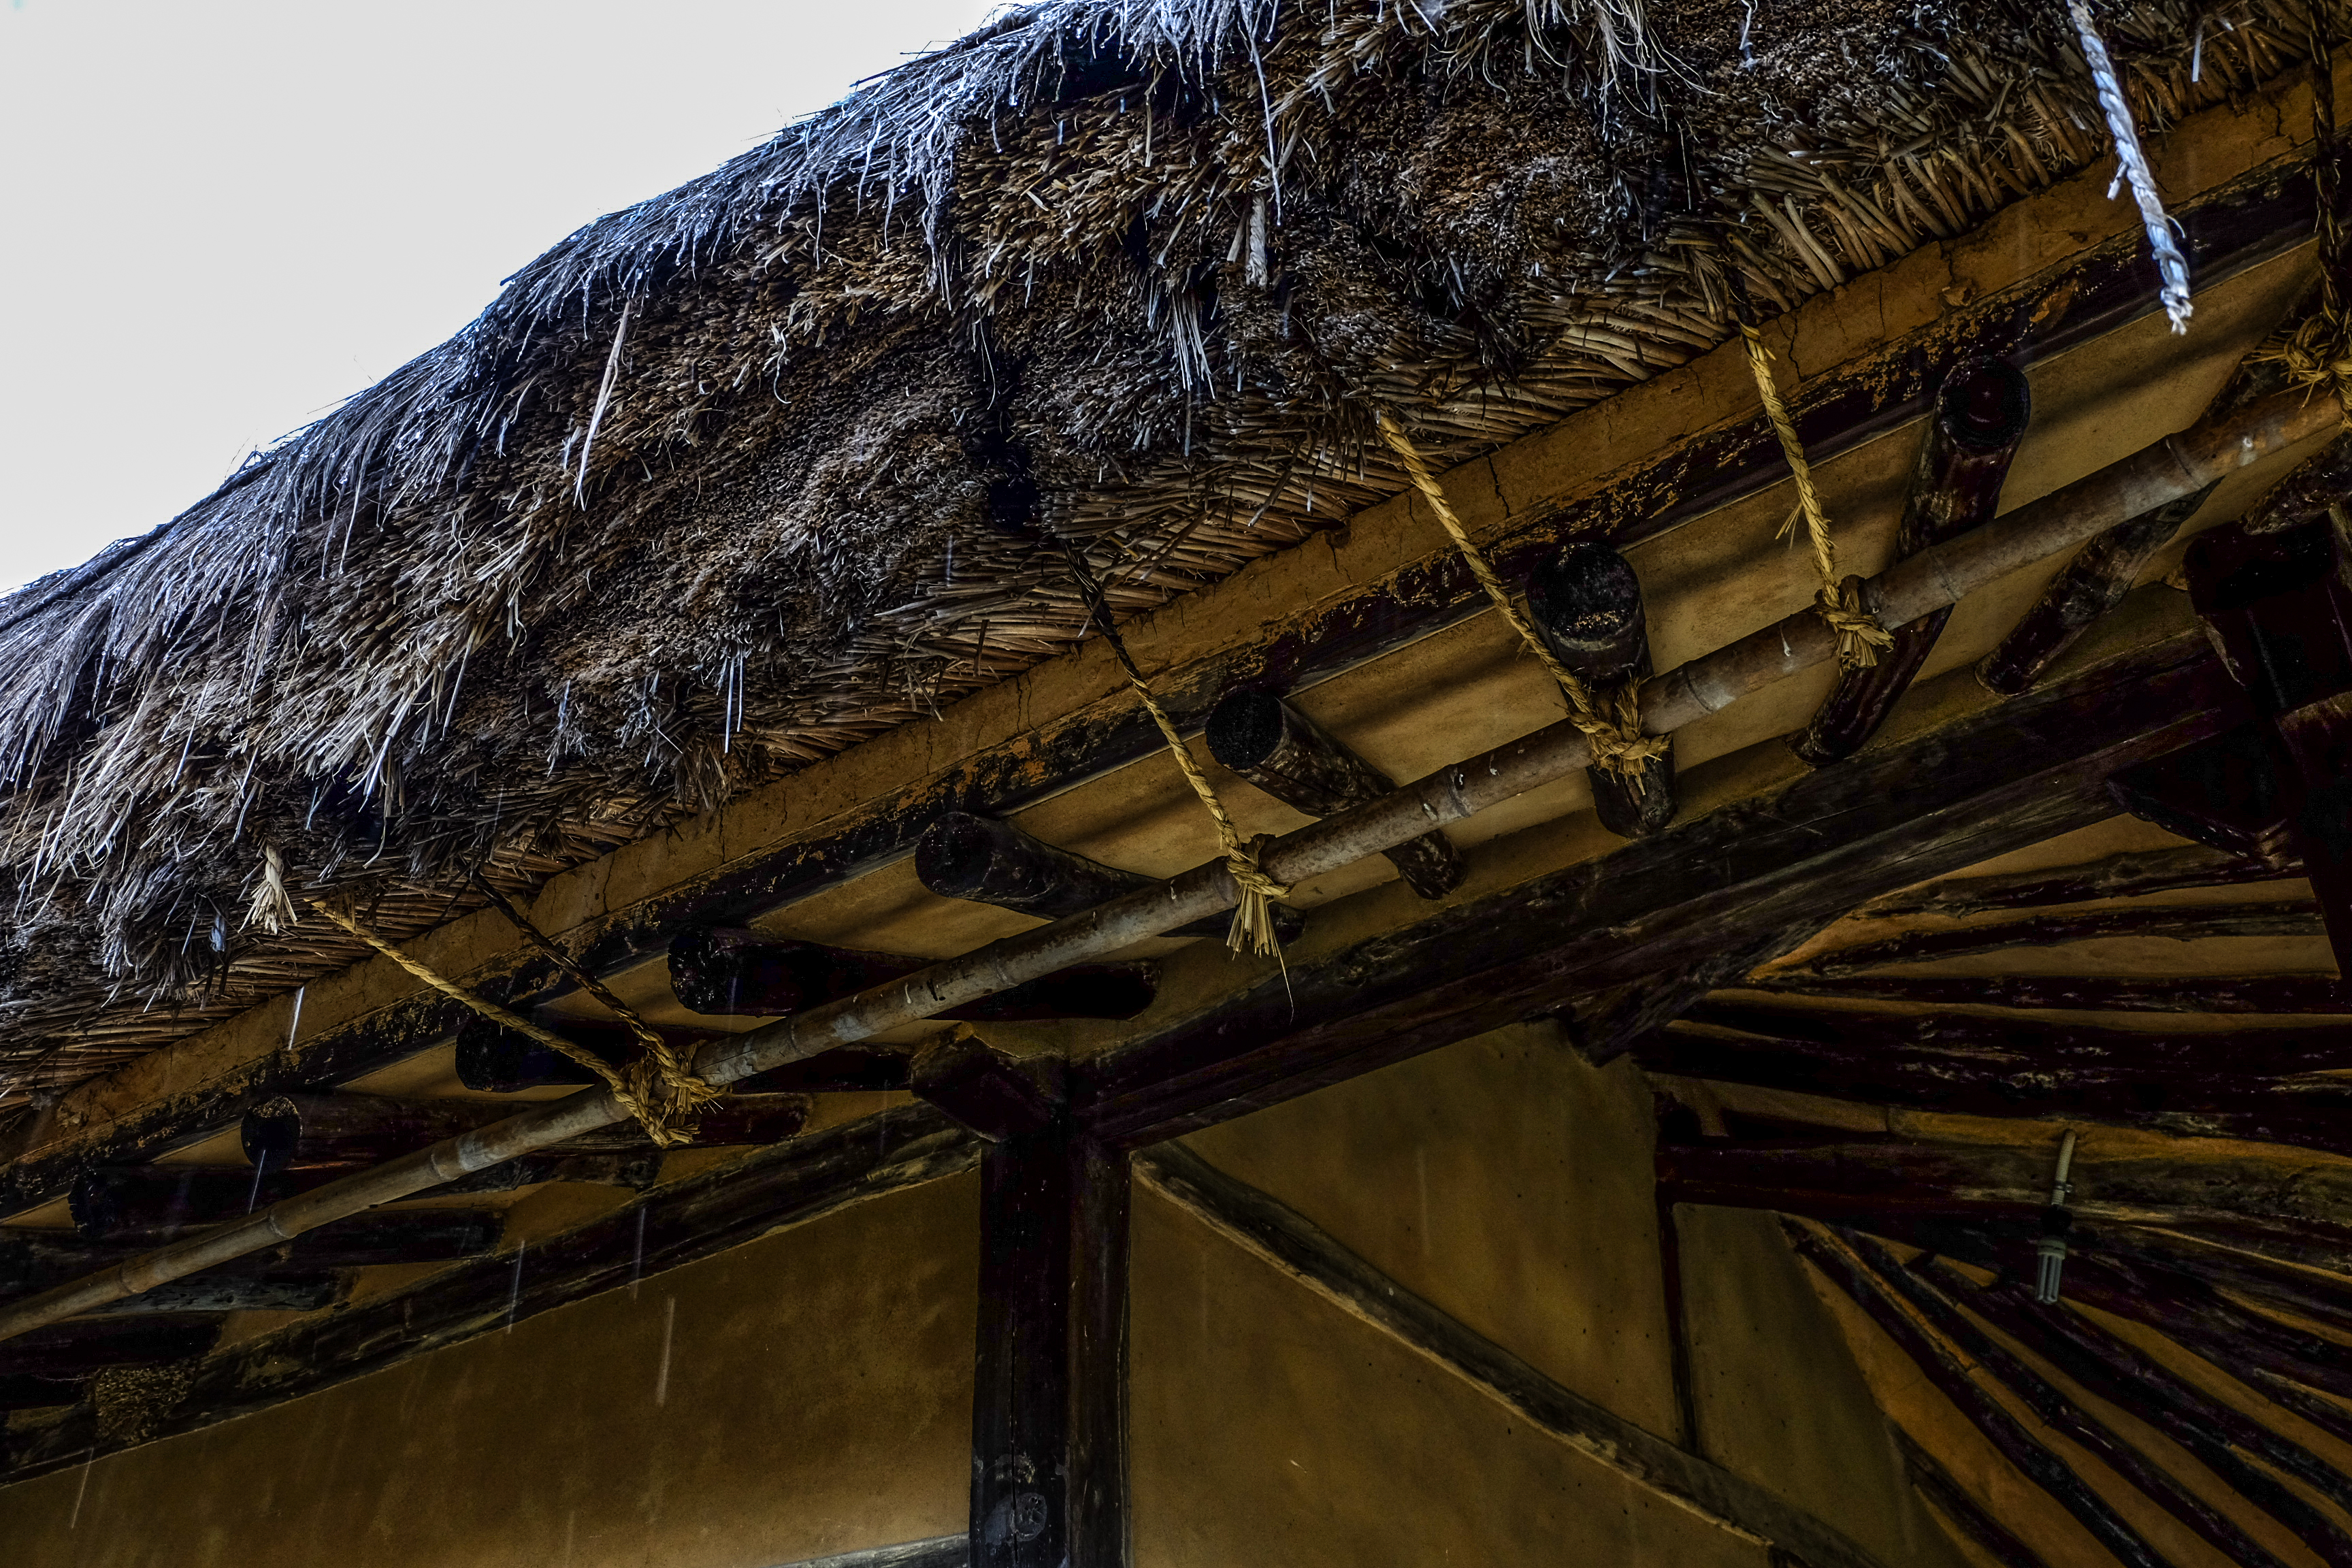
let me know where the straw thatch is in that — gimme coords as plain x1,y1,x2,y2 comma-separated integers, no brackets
0,0,2317,1109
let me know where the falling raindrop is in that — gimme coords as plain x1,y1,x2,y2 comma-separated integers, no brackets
630,1207,648,1299
654,1296,676,1407
67,1448,94,1530
505,1243,526,1333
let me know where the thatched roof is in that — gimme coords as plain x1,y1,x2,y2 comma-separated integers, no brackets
0,0,2306,1107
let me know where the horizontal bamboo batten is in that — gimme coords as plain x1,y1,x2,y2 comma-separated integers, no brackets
0,385,2328,1345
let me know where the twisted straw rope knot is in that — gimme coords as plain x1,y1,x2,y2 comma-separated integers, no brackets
1573,684,1669,785
2261,315,2352,422
617,1055,721,1147
1222,832,1293,959
1818,576,1895,671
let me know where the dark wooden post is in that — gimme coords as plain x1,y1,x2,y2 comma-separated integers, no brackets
1525,540,1676,837
1791,358,2031,764
920,1034,1130,1567
2186,520,2352,978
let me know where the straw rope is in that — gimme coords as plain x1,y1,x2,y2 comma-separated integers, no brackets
1734,325,1896,672
2257,5,2352,420
2068,0,2194,333
308,900,717,1145
1373,410,1667,783
1058,540,1290,959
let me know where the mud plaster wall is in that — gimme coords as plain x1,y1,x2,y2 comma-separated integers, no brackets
1677,1205,1973,1568
0,1175,979,1568
1132,1022,1961,1565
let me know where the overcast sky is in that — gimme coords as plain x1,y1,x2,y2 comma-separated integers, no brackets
0,0,1001,592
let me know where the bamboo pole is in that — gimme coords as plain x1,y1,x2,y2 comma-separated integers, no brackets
0,386,2328,1345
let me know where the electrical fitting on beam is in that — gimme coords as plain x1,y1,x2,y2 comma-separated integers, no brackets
2034,1128,2080,1305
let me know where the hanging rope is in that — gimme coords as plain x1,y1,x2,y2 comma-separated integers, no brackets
1056,538,1290,959
2258,5,2352,418
1732,325,1895,671
1373,410,1666,783
2067,0,2193,333
310,900,717,1146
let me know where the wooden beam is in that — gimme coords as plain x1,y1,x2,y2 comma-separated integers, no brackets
1076,633,2244,1145
668,928,1156,1024
1894,1426,2054,1568
1768,900,2322,982
917,811,1300,945
2242,432,2352,534
1844,1230,2296,1568
969,1120,1129,1568
775,1542,966,1568
1855,843,2298,919
1558,930,1812,1065
1795,359,2033,764
1784,1222,2179,1568
1638,1017,2352,1158
1978,483,2219,697
65,1153,656,1241
0,1104,979,1483
1920,1258,2352,1564
2106,721,2297,864
1734,973,2345,1014
2189,519,2352,978
1203,689,1465,895
6,169,2315,1218
1136,1143,1896,1568
0,1212,499,1290
0,1373,83,1411
914,1031,1066,1145
0,1316,218,1380
1524,540,1675,837
1659,1136,2352,1252
241,1090,811,1172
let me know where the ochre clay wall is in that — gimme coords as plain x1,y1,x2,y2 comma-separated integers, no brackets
0,1177,977,1568
1131,1022,1965,1568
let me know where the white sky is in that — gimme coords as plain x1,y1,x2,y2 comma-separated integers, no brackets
0,0,1002,592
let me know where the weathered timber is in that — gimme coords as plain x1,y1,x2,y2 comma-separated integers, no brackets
1559,930,1812,1066
68,1154,654,1240
1076,635,2245,1145
244,1092,516,1172
1137,1143,1895,1568
1737,972,2345,1013
1894,1427,2053,1568
2243,432,2352,533
1658,1136,2352,1249
64,1274,345,1317
668,926,1156,1022
0,1105,980,1484
1770,900,2322,982
1524,540,1674,836
2189,521,2352,978
916,811,1301,946
2108,721,2298,864
1857,843,2299,919
1203,688,1465,895
1637,1019,2352,1157
913,1032,1066,1145
0,1316,218,1379
4,174,2314,1218
7,370,2317,1339
1795,358,2033,762
1846,1231,2296,1568
242,1090,811,1171
1979,483,2218,696
1784,1222,2176,1568
1919,1256,2352,1555
970,1122,1129,1568
0,1374,82,1411
0,1212,499,1292
462,1016,917,1094
1680,998,2352,1073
